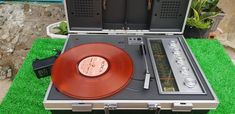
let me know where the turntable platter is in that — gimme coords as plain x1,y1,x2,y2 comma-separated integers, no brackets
51,43,134,99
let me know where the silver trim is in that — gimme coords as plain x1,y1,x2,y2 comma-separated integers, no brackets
43,82,53,105
44,83,218,110
44,82,218,110
182,0,193,33
146,38,205,94
69,30,183,35
42,35,69,107
61,35,69,53
64,0,70,34
180,35,219,104
146,38,163,93
72,103,93,112
162,39,204,94
177,38,208,95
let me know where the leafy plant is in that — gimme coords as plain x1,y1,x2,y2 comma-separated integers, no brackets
203,0,220,12
186,0,220,29
55,21,68,35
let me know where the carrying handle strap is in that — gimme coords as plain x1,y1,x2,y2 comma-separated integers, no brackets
103,0,107,10
147,0,153,11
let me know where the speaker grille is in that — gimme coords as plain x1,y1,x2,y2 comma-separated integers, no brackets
72,0,94,17
160,1,180,19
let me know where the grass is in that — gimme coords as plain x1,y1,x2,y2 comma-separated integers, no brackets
0,38,235,114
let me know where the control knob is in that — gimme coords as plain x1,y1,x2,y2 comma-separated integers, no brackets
184,77,197,88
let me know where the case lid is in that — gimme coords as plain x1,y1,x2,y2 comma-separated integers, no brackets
65,0,192,34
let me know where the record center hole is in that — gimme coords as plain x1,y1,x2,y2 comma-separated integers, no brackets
78,56,109,77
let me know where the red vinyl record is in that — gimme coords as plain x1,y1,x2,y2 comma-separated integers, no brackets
51,43,133,99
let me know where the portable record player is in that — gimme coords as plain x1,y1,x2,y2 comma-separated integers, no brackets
43,0,219,114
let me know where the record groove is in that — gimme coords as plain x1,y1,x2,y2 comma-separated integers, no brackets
52,43,133,99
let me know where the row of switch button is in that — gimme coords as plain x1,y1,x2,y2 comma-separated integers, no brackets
169,40,197,88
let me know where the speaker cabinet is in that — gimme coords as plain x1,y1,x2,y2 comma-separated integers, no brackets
150,0,189,32
66,0,103,31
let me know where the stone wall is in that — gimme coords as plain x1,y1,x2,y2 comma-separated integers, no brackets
0,3,65,80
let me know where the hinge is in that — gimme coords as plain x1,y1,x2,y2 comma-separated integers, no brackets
135,32,145,35
72,103,93,112
172,103,193,112
69,32,88,35
107,31,145,35
104,103,117,114
165,33,174,35
108,32,117,35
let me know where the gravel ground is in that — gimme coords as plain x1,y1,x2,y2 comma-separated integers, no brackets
0,2,65,101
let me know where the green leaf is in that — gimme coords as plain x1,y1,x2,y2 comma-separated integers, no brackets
201,12,218,20
186,0,220,29
192,8,200,21
203,0,219,11
54,21,68,35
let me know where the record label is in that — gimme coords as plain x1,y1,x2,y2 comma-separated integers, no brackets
78,56,109,77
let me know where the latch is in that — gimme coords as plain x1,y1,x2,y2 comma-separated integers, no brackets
104,103,117,114
172,103,193,112
72,103,93,112
148,103,161,114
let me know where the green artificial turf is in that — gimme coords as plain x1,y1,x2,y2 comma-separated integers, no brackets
0,38,235,114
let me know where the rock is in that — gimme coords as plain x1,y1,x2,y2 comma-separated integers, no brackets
0,66,12,79
44,11,52,17
0,75,6,80
1,34,9,40
29,9,33,15
6,69,12,78
33,25,37,29
5,6,14,14
23,4,30,12
9,48,14,53
38,27,42,32
1,44,15,53
33,32,40,36
0,70,6,80
2,66,10,71
0,15,6,26
11,35,19,44
6,47,14,53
